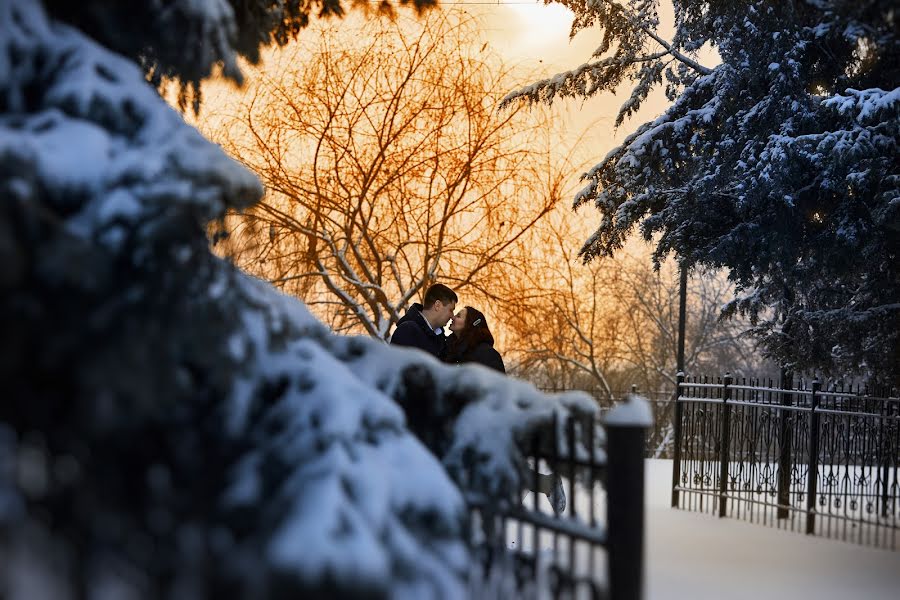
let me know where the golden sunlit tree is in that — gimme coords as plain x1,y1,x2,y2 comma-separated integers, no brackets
210,11,559,338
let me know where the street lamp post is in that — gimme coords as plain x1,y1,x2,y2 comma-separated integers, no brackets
670,262,688,507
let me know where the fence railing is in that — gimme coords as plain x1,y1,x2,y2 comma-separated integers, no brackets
466,408,648,599
671,374,900,550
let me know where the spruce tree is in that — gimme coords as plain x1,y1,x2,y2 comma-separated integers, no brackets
507,0,899,380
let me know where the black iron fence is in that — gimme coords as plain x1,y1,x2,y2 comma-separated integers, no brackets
671,374,900,550
466,410,648,599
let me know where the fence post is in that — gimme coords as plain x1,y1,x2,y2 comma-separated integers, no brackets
605,401,650,600
777,368,793,519
805,378,821,535
670,372,685,508
878,386,891,519
718,373,733,518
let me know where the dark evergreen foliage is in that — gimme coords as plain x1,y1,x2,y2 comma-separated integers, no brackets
506,0,899,381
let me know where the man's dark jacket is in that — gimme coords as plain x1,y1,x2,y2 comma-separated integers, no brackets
390,303,446,358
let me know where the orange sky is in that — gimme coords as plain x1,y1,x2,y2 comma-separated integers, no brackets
191,1,694,256
453,0,678,246
197,1,677,177
470,0,676,139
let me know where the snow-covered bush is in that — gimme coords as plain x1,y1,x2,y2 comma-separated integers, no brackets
0,1,598,597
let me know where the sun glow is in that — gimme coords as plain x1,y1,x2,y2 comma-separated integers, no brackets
504,0,574,41
462,0,576,63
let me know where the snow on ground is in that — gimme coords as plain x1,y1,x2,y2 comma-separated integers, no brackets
644,460,900,600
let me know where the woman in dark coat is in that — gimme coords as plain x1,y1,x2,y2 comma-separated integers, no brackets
443,306,505,373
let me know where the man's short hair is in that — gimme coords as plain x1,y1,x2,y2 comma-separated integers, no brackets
423,283,457,309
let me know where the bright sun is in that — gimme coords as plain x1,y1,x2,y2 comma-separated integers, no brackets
504,0,574,44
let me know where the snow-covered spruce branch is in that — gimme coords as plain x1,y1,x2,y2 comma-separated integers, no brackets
501,0,711,108
640,27,712,77
597,0,713,76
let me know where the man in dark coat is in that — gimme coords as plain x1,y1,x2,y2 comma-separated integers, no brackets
390,283,457,359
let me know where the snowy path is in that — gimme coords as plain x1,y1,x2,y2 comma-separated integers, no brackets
644,460,900,599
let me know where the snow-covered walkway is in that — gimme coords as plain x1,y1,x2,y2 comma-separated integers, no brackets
644,460,900,599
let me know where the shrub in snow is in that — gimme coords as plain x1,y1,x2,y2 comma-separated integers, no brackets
0,1,598,597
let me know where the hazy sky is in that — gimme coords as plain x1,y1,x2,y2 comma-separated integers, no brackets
447,0,677,241
194,1,683,251
198,0,676,178
437,0,677,213
471,0,675,140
